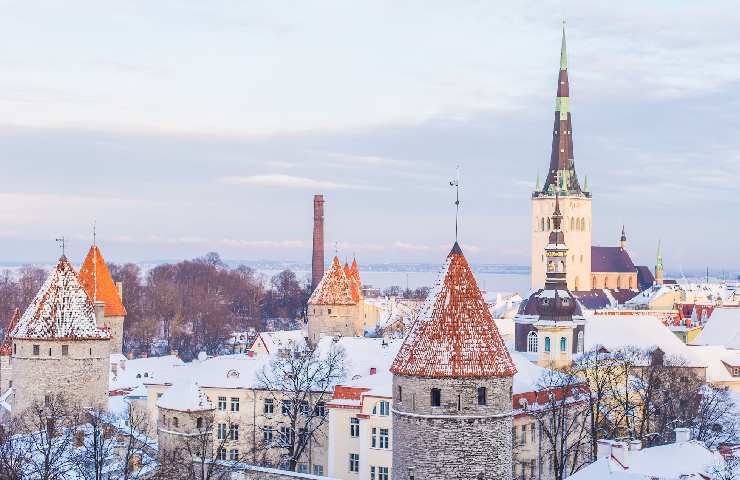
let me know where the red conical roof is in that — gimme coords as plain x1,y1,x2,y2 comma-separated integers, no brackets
390,243,516,378
79,245,127,317
308,256,357,306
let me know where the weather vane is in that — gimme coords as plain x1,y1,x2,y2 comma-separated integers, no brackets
449,165,461,241
55,236,66,257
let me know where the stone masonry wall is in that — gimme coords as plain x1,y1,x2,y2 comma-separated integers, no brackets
106,315,125,354
392,375,513,480
11,338,110,414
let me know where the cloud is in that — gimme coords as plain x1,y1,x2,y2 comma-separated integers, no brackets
220,174,382,190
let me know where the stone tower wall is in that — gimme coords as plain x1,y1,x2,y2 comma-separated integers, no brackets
392,375,513,480
0,355,12,394
307,303,361,343
11,338,110,414
157,406,214,454
532,195,592,291
105,315,125,354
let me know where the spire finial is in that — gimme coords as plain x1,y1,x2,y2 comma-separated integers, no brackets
657,240,663,267
535,172,541,192
449,165,461,242
560,20,567,70
334,241,339,258
55,236,66,257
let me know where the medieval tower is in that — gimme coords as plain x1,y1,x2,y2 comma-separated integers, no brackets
312,194,325,291
307,256,363,343
10,256,111,413
531,26,592,291
78,243,127,354
390,242,517,480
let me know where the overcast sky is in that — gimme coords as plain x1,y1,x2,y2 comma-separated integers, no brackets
0,1,738,272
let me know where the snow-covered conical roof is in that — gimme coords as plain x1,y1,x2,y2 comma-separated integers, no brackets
10,256,110,341
390,242,516,378
308,256,357,306
79,245,127,317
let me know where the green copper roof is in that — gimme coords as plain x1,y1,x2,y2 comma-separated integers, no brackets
656,240,663,268
560,24,567,70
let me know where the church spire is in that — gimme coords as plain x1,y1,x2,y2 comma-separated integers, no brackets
540,24,585,197
655,240,664,285
620,225,627,249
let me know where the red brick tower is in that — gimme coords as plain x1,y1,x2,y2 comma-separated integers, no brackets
311,194,325,290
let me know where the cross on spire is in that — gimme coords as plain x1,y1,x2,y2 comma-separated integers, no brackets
55,236,66,257
449,165,461,241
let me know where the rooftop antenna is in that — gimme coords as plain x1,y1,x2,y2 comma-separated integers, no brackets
55,236,66,257
449,165,461,241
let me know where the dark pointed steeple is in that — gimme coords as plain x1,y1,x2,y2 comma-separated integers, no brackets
539,24,586,197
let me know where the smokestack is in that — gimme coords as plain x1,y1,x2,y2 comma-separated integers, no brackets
312,194,325,290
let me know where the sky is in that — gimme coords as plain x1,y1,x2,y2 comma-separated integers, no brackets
0,1,738,272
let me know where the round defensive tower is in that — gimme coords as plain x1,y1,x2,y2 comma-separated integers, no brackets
390,242,517,480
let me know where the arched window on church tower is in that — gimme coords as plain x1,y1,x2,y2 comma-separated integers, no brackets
570,217,575,231
527,331,538,353
547,218,551,231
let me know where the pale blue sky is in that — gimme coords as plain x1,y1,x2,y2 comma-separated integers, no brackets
0,1,738,271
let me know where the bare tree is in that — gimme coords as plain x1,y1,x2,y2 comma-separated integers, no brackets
527,368,592,480
0,415,28,480
118,403,157,480
256,339,346,471
74,408,119,480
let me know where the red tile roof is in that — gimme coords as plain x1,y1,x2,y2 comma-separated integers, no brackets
390,242,516,378
308,256,357,306
0,308,20,356
78,245,127,317
11,256,110,340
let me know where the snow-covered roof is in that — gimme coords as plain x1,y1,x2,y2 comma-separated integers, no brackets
566,439,723,479
157,379,214,412
508,347,548,394
78,245,127,317
11,256,110,341
308,256,356,306
695,308,740,349
257,329,307,355
583,314,705,366
109,354,185,391
0,308,20,355
624,284,676,307
686,345,740,384
391,242,516,378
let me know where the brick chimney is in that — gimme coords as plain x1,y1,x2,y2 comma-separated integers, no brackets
312,194,325,290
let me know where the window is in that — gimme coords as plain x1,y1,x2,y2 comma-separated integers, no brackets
350,417,360,437
263,426,273,443
218,396,227,411
328,308,332,315
230,397,240,412
512,426,517,445
530,459,536,478
378,466,389,480
217,447,226,461
279,426,294,446
371,427,377,448
62,345,69,356
520,425,526,445
229,424,239,441
477,387,487,406
530,423,536,443
172,417,179,428
217,423,227,440
527,331,538,353
282,400,292,416
397,385,402,402
13,343,16,355
560,337,567,352
33,345,40,356
349,453,359,473
297,464,308,474
299,400,310,416
313,465,324,476
157,393,163,399
577,331,584,354
229,449,239,461
379,428,389,449
430,388,441,407
378,400,390,416
196,417,203,429
544,337,551,353
315,401,326,417
264,398,274,415
370,466,376,480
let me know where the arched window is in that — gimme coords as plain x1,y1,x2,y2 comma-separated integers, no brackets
570,217,575,231
541,218,545,231
547,218,551,230
629,276,634,289
557,261,564,273
430,388,441,407
527,331,538,353
560,337,567,352
582,217,586,231
544,337,551,353
577,331,584,354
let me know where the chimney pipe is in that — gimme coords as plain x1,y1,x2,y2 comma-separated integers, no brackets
628,439,641,451
675,427,690,443
311,194,325,291
596,439,612,460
